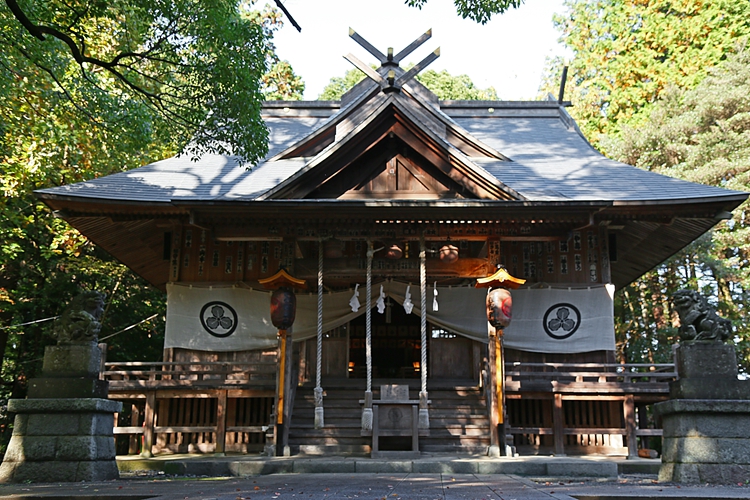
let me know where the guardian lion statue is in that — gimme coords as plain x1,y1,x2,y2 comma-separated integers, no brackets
52,291,106,344
672,289,732,343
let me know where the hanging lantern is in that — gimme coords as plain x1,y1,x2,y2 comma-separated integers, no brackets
258,268,307,330
384,241,403,260
439,244,459,263
475,266,526,331
486,287,513,328
270,287,296,330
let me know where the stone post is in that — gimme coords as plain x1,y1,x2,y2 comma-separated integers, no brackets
0,341,122,483
654,342,750,483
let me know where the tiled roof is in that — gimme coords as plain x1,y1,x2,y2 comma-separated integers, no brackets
36,102,745,205
456,116,736,202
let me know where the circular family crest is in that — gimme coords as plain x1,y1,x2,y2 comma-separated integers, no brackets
199,301,238,338
543,303,581,340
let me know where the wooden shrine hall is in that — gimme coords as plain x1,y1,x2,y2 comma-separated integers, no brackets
35,30,747,458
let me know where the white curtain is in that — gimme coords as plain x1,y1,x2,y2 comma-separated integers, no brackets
165,282,614,353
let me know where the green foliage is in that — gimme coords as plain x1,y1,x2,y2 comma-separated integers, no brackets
0,0,300,454
318,68,368,101
417,70,498,100
241,1,304,101
606,51,750,370
548,0,750,147
1,0,270,163
318,67,498,101
405,0,524,24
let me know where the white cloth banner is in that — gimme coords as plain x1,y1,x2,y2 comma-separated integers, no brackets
502,285,616,353
165,282,615,353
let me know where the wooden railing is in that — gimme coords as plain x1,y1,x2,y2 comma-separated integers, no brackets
504,362,676,457
104,361,277,456
104,360,277,388
102,360,675,457
505,362,676,382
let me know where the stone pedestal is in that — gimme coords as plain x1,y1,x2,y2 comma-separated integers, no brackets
0,342,122,483
655,342,750,484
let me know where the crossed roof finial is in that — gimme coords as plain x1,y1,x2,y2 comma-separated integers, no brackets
345,29,440,93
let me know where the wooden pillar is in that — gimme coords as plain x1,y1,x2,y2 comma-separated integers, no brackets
141,391,156,458
552,393,566,456
487,329,500,456
636,403,649,449
624,394,638,458
215,389,227,456
129,403,141,455
274,329,291,456
496,332,507,454
281,331,294,455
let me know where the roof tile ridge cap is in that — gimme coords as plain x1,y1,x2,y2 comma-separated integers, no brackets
391,97,525,201
398,89,509,161
255,96,394,201
264,85,381,163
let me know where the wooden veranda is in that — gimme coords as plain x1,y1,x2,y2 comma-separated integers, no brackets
104,357,674,457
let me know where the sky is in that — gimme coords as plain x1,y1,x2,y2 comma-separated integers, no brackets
271,0,572,101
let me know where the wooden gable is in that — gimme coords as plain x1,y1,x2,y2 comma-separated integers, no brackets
264,97,521,202
341,153,453,199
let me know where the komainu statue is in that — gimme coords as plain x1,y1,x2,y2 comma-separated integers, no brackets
672,289,732,343
52,291,106,344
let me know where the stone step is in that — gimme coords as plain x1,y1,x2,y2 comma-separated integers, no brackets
294,444,370,456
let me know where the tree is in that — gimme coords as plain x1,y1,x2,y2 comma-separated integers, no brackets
242,1,304,101
2,0,271,163
416,70,498,100
318,67,498,101
604,51,750,370
406,0,524,24
549,0,750,147
0,0,302,452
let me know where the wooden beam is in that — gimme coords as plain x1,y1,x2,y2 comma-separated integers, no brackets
396,48,440,87
215,389,228,456
141,391,156,458
344,53,385,85
487,329,500,455
294,257,493,279
624,394,638,458
393,29,432,63
552,393,565,456
349,28,387,63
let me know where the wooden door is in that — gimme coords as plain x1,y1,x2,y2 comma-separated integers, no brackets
322,325,348,378
430,334,474,379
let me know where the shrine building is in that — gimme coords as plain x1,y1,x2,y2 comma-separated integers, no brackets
35,31,747,458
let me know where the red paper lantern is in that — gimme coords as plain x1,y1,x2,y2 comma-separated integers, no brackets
270,287,296,330
486,287,513,329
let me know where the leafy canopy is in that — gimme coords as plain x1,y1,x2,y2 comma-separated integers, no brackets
2,0,271,163
406,0,525,24
549,0,750,146
606,51,750,369
0,1,299,452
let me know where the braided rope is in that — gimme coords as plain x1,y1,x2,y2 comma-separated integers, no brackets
361,240,374,432
316,240,323,391
419,238,429,429
366,240,373,394
420,239,427,395
314,240,324,428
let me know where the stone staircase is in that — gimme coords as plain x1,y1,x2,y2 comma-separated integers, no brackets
288,380,490,456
